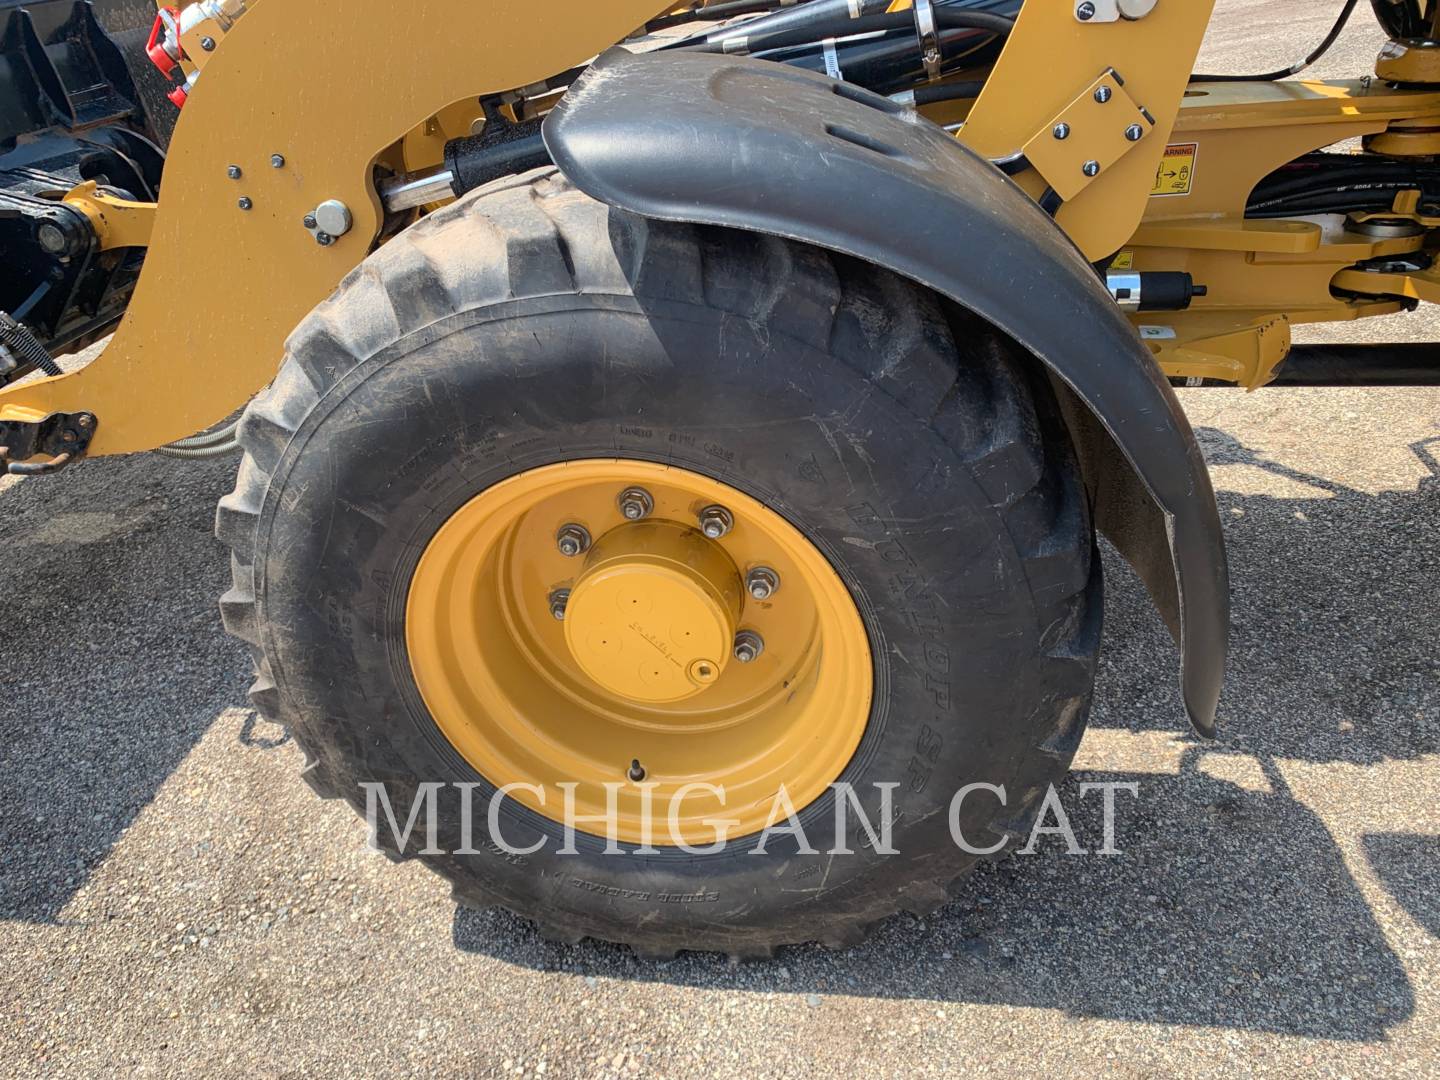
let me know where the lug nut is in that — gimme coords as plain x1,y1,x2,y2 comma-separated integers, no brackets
733,630,764,664
746,566,781,601
618,486,654,521
555,523,591,557
698,505,734,539
549,588,570,621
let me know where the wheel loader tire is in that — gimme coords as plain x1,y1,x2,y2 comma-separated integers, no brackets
216,168,1102,959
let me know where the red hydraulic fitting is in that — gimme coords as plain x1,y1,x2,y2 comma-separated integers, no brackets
145,8,189,108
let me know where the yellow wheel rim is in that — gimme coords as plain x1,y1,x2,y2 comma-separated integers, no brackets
405,459,873,846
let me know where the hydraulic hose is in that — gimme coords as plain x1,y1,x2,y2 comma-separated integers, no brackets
1192,0,1361,82
686,0,896,49
647,0,780,33
895,79,987,106
688,6,1013,54
757,23,1003,93
1245,151,1440,216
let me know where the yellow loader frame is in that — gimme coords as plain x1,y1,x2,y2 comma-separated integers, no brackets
3,0,1440,459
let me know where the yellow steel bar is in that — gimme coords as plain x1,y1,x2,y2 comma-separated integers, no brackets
0,0,668,457
1128,219,1321,254
1332,265,1440,304
960,0,1216,259
1174,78,1440,132
62,182,156,251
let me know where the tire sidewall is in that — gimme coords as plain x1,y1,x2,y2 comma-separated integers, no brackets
257,294,1059,941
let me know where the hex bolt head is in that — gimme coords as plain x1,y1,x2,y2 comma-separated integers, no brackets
237,196,253,211
618,486,654,521
1052,123,1071,140
200,36,216,51
549,588,571,621
302,213,318,230
1094,85,1113,104
1082,160,1101,177
556,523,591,557
1125,124,1144,142
746,566,781,601
733,630,765,664
226,165,242,180
1076,1,1096,20
314,231,334,247
698,505,734,539
270,154,286,168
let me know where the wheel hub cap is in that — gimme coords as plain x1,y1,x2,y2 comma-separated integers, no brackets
565,520,741,703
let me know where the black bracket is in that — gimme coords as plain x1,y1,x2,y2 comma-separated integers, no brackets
0,410,96,475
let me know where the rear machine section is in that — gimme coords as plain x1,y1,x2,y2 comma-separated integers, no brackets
0,0,166,381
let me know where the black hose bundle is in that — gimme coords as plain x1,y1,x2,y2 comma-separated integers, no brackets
1247,151,1440,217
670,0,897,50
664,0,1017,54
687,4,1014,54
760,25,1003,93
647,0,780,32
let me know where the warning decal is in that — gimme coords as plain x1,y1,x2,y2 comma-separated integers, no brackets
1150,143,1198,197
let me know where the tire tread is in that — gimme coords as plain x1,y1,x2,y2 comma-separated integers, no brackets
217,167,1101,960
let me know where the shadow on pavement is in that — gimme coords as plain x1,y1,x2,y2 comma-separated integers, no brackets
1364,833,1440,940
0,452,254,923
453,425,1439,1040
0,414,1431,1040
453,756,1413,1041
1096,427,1440,765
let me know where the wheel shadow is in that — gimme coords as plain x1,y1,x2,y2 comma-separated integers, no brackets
1363,833,1440,940
452,757,1412,1040
0,451,257,923
1095,426,1440,765
451,424,1440,1040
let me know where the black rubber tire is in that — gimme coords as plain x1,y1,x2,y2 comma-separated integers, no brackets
217,168,1102,959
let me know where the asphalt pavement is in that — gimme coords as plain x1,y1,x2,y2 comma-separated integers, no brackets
2,2,1437,1076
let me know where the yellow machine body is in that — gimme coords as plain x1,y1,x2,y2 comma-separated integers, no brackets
3,0,1440,457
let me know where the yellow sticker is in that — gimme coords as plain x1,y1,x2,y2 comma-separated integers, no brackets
1151,143,1198,197
1111,251,1135,270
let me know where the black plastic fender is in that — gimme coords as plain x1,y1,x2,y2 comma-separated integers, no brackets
543,49,1227,735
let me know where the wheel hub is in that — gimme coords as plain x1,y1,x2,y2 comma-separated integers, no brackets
404,459,872,844
564,520,741,703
